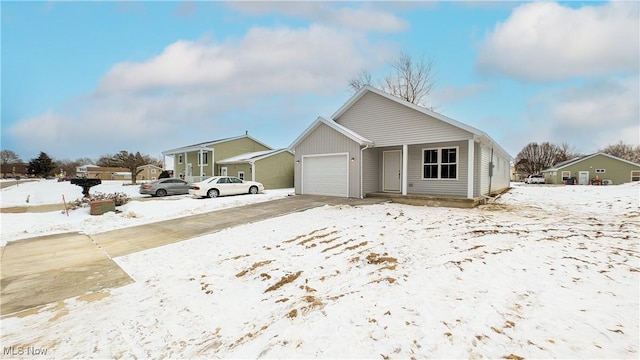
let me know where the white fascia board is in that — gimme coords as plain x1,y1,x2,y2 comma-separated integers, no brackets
289,117,373,150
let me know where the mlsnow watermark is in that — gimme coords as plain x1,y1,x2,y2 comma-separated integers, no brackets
3,346,49,356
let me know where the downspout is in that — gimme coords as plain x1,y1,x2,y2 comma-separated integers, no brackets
488,147,494,197
360,144,371,199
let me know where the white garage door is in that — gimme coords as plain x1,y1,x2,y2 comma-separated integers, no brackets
302,154,348,197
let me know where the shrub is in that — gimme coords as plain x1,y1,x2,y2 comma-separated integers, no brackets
64,192,132,211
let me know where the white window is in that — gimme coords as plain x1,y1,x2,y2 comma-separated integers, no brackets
198,152,208,165
632,171,640,182
178,155,183,164
238,171,245,180
220,167,228,176
595,169,605,173
422,147,458,180
151,169,156,174
561,171,571,180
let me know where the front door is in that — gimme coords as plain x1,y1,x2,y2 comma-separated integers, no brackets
220,167,228,176
383,150,402,192
578,171,589,185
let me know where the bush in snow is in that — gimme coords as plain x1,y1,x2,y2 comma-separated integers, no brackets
64,192,132,211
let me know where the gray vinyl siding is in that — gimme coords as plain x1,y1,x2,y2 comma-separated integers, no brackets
406,141,468,197
480,145,492,196
474,143,481,197
492,154,511,192
477,144,510,196
335,92,473,146
362,147,379,195
294,123,361,197
255,152,294,189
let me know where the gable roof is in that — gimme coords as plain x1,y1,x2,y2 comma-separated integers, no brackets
162,135,272,155
331,86,511,158
217,149,293,164
137,164,163,170
543,152,640,171
289,116,374,150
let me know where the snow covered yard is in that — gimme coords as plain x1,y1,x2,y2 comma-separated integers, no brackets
0,179,294,246
1,182,639,359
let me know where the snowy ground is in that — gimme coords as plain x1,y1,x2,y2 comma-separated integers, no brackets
1,181,639,359
0,179,294,246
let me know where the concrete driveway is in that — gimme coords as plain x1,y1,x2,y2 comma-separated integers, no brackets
1,195,386,316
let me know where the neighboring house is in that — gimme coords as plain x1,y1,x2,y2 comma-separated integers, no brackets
217,149,294,189
1,162,28,178
541,153,640,185
76,165,131,180
290,86,511,201
163,135,291,185
136,164,163,181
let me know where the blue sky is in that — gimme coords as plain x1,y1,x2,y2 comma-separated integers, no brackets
2,1,638,163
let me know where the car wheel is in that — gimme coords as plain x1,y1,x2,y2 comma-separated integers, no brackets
156,189,167,197
249,186,258,194
207,189,219,198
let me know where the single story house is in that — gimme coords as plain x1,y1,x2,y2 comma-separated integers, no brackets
216,149,294,189
136,164,163,181
76,165,131,180
162,135,294,189
541,153,640,185
290,86,511,202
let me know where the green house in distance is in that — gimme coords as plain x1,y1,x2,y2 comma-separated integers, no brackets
542,153,640,185
162,135,294,190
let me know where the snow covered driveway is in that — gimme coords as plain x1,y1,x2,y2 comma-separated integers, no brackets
1,183,638,359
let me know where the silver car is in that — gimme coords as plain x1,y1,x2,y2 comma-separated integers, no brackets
139,178,191,197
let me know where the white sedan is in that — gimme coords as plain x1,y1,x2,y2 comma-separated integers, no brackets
189,176,264,198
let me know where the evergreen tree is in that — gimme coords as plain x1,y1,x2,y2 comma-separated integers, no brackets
27,152,57,177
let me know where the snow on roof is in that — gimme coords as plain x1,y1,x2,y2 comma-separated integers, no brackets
217,149,291,164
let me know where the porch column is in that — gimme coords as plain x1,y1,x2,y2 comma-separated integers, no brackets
251,161,256,181
467,139,475,199
199,148,204,178
402,144,408,196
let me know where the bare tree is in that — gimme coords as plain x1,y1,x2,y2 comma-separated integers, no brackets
97,150,156,184
347,52,436,106
0,150,22,178
600,141,640,163
384,52,436,106
348,69,373,93
515,142,581,175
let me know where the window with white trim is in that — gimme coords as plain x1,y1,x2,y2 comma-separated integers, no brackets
198,152,208,165
151,169,156,174
595,169,605,173
238,171,245,180
422,147,458,180
178,155,183,164
632,171,640,182
561,171,571,180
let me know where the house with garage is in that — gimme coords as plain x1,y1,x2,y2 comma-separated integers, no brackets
76,165,131,180
289,86,511,206
541,153,640,185
162,135,294,189
216,149,294,189
136,164,163,181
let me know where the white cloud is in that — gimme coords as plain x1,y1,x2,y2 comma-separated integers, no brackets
10,24,394,159
503,76,640,154
225,2,408,33
477,1,639,81
98,25,386,96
